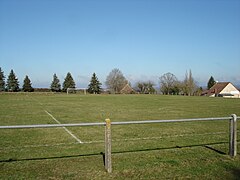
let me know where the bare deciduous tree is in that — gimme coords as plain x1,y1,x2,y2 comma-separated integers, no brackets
182,70,197,96
159,72,178,95
105,68,127,94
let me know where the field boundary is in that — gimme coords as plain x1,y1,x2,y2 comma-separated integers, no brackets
0,114,238,173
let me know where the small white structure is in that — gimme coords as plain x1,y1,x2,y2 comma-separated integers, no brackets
207,82,240,98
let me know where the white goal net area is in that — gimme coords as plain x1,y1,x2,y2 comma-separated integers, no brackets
67,88,87,95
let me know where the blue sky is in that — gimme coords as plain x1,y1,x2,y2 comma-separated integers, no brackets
0,0,240,88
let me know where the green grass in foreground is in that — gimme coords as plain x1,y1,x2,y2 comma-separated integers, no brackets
0,93,240,179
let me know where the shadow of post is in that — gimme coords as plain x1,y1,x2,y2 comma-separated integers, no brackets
204,145,226,155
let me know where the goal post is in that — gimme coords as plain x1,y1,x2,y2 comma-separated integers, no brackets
67,88,87,95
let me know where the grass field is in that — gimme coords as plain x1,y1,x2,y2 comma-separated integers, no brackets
0,93,240,179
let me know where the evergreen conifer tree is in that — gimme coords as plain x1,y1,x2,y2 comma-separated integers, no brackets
6,69,19,92
62,72,75,92
0,67,5,91
88,73,102,94
22,75,34,92
50,73,61,92
207,76,216,90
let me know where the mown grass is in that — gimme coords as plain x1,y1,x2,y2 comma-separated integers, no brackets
0,93,240,179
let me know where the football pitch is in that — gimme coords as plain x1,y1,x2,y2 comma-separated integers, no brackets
0,93,240,179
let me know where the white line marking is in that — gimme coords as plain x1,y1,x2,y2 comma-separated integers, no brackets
45,110,83,144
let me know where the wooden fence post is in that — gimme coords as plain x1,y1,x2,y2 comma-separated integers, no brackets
229,114,237,157
105,119,112,173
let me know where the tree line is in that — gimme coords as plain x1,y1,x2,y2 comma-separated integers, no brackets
0,67,103,93
159,72,217,96
0,67,216,95
0,68,33,92
159,71,198,96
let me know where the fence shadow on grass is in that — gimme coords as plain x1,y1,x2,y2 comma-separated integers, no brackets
0,152,104,163
204,145,226,155
0,141,228,164
112,141,227,155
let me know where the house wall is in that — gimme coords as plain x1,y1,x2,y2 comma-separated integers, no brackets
221,84,240,98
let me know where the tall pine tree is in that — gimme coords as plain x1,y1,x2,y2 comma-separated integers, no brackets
88,73,102,94
62,72,75,92
22,75,34,92
50,73,61,92
6,69,19,92
0,67,5,91
207,76,216,90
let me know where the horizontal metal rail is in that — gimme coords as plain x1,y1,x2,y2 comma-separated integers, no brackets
111,117,232,125
0,122,105,129
0,116,235,129
0,114,238,172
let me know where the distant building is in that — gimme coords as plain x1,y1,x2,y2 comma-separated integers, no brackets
120,84,136,94
205,82,240,98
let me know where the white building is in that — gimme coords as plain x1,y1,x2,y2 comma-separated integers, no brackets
207,82,240,98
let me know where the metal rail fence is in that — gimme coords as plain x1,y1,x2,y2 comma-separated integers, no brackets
0,114,238,173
